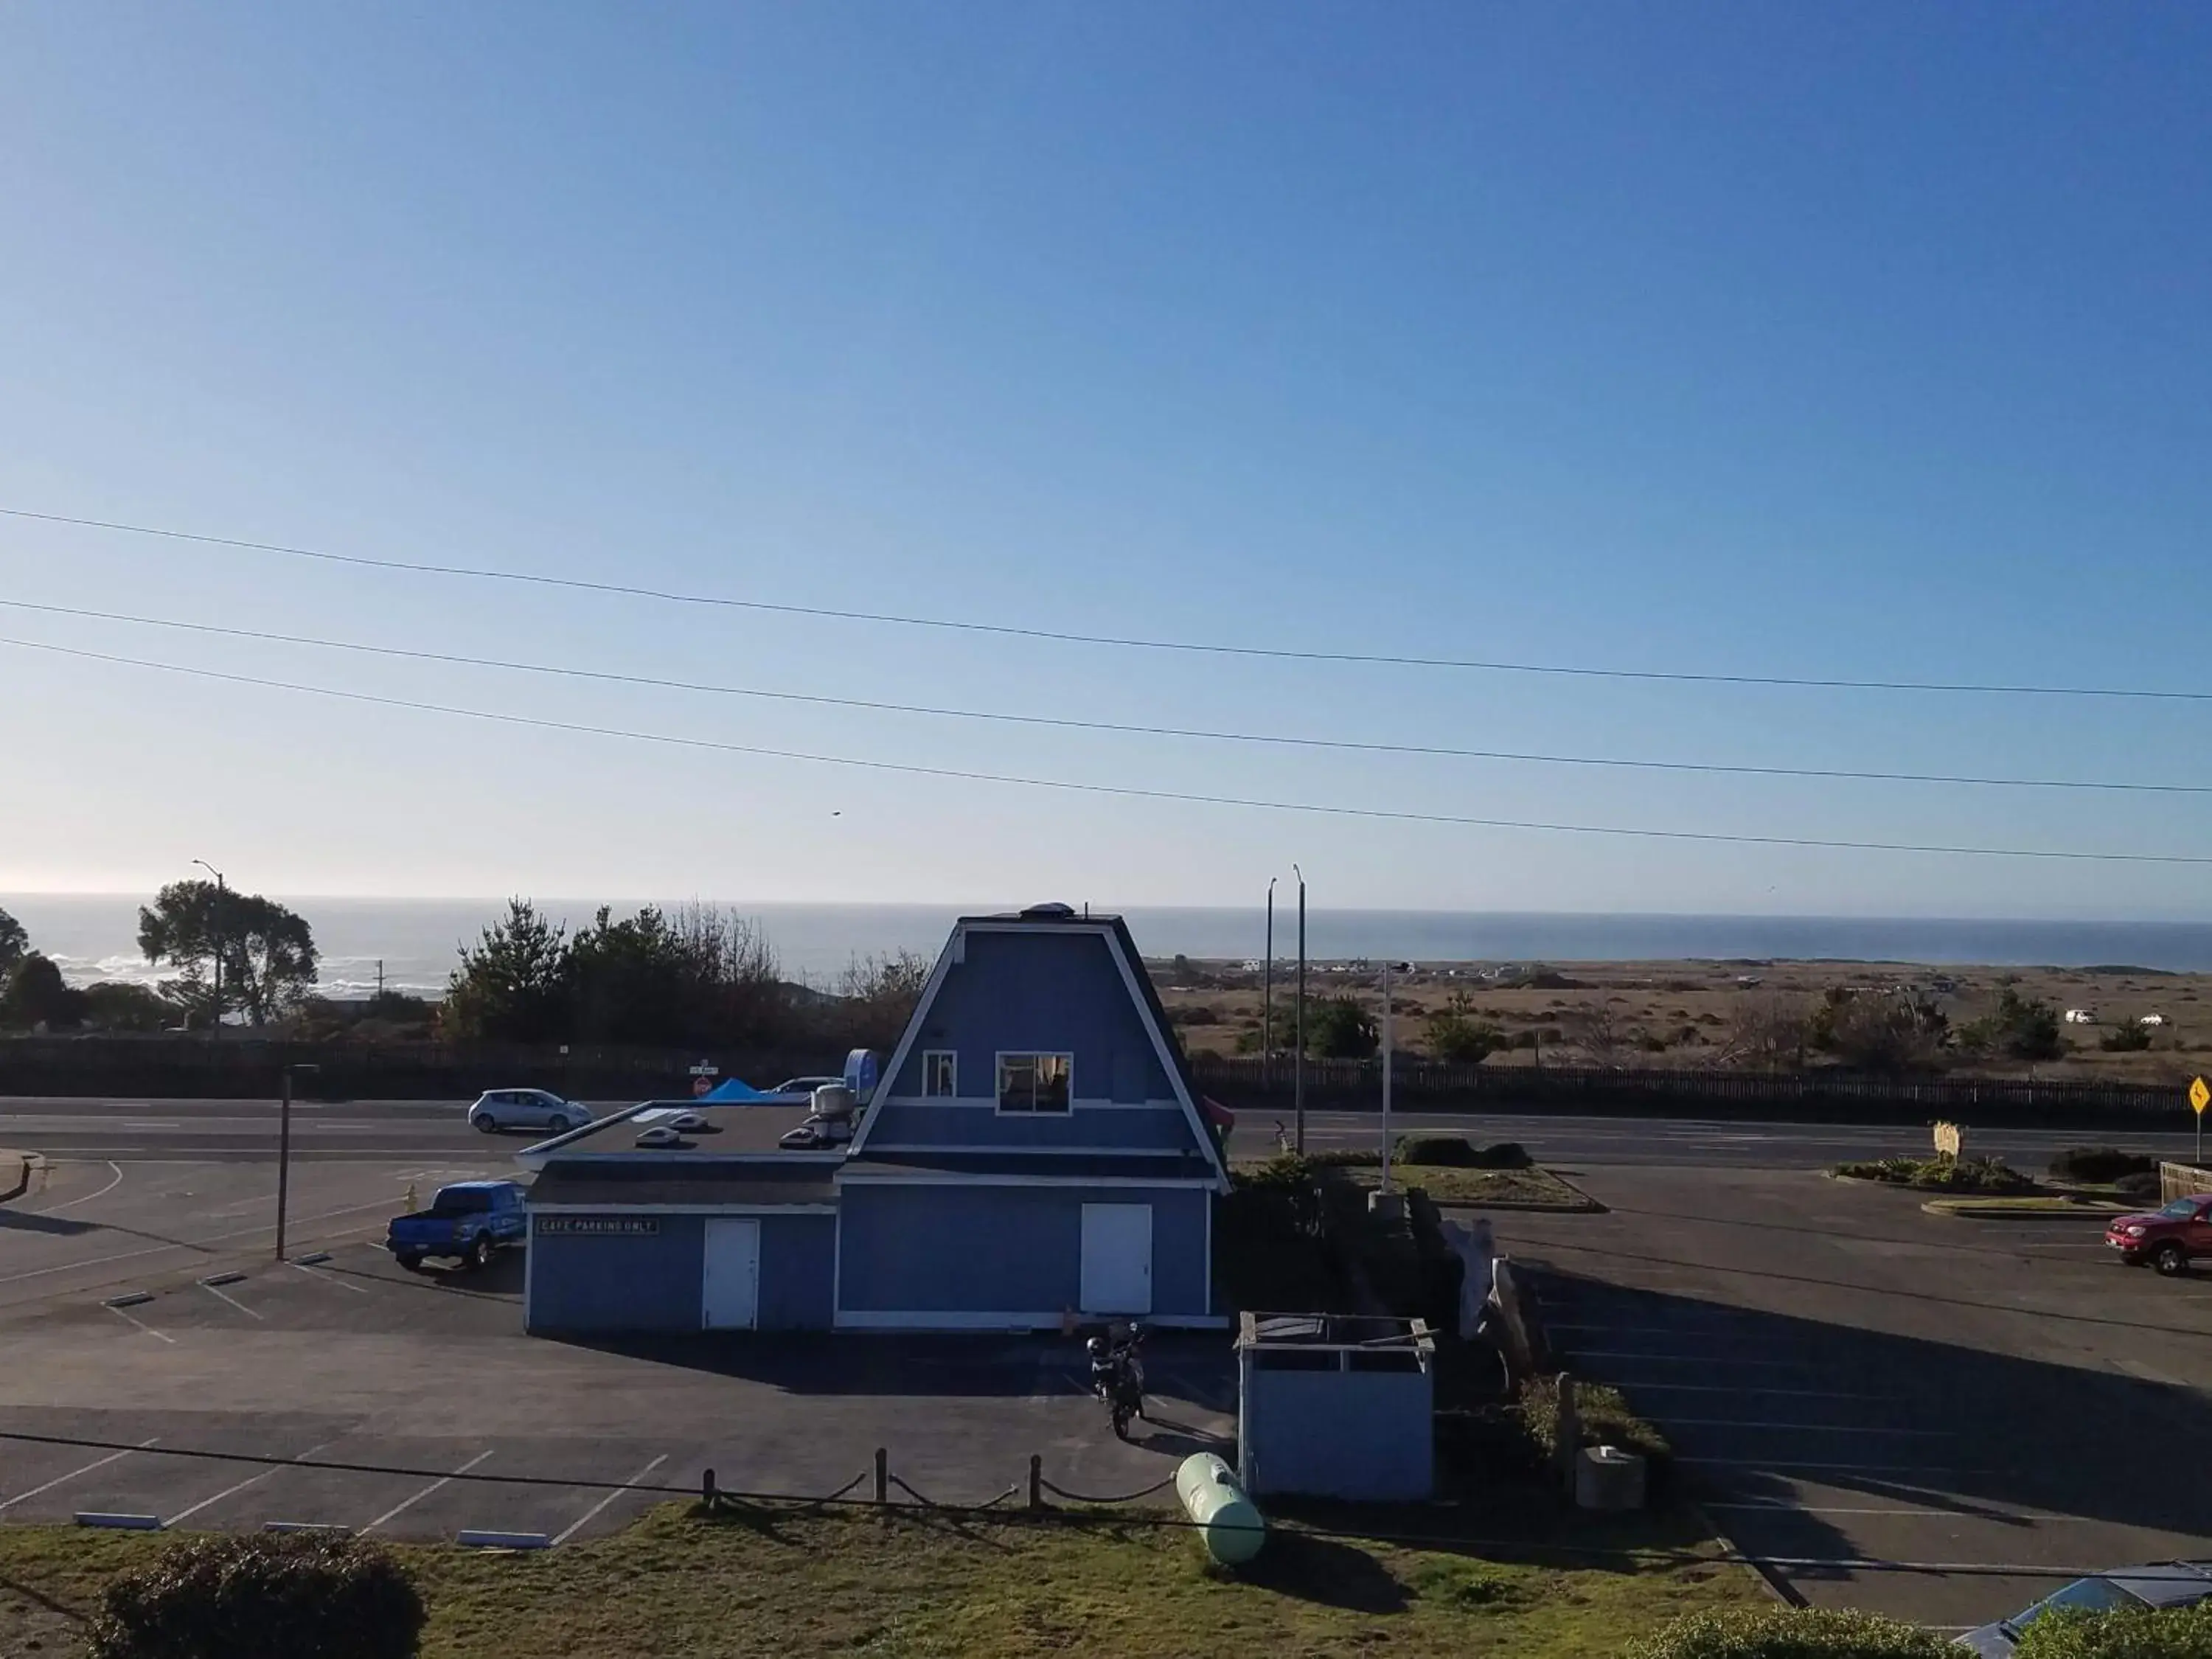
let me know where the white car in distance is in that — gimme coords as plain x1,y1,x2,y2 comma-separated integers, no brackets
467,1089,594,1135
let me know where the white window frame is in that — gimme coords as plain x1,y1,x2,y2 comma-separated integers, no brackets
922,1050,958,1098
994,1051,1074,1116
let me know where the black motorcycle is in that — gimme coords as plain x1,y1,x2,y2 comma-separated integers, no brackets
1087,1324,1148,1439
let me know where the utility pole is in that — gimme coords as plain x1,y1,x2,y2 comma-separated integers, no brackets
192,860,226,1038
1293,865,1307,1155
1381,960,1396,1195
376,959,385,1001
276,1062,319,1260
1262,879,1276,1099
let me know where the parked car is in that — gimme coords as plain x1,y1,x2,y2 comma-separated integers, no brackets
1956,1560,2212,1654
467,1089,594,1135
387,1180,529,1270
768,1075,845,1102
2106,1193,2212,1273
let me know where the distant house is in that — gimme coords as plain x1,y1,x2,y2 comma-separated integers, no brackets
517,904,1230,1335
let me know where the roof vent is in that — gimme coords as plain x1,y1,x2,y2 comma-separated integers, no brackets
1020,902,1077,919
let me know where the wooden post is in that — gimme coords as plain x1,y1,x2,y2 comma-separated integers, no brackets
873,1447,888,1504
1028,1454,1043,1510
702,1467,717,1511
1553,1374,1581,1492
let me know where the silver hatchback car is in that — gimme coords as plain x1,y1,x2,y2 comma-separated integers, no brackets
1956,1560,2212,1654
467,1089,594,1135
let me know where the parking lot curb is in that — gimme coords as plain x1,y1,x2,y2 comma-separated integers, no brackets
76,1512,162,1531
458,1529,553,1551
265,1521,353,1535
102,1291,156,1309
1919,1198,2130,1220
0,1150,43,1205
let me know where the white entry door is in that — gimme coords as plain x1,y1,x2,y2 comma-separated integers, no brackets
1079,1203,1153,1315
701,1217,761,1329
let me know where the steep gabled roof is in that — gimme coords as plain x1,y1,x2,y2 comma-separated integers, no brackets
847,908,1228,1189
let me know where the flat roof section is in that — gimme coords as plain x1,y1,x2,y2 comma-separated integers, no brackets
529,1160,838,1208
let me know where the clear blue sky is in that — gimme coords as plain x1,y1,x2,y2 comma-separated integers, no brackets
2,2,2208,917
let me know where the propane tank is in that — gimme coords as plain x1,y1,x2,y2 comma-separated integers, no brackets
1175,1452,1265,1565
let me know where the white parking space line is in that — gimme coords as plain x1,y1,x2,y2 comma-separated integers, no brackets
0,1439,160,1512
1596,1381,1888,1401
104,1303,176,1344
0,1198,398,1287
1680,1458,1992,1475
27,1160,125,1216
166,1439,338,1527
198,1281,265,1321
1563,1350,1828,1370
364,1450,495,1534
552,1453,668,1547
1661,1419,1954,1436
290,1259,371,1295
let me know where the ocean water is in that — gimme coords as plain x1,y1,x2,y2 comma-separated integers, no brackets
7,894,2212,996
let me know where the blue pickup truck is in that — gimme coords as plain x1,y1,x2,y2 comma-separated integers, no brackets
387,1180,529,1270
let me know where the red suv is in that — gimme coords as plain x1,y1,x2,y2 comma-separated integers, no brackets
2107,1194,2212,1275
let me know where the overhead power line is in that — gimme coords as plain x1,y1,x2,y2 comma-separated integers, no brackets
4,504,2205,702
7,633,2208,865
5,596,2207,798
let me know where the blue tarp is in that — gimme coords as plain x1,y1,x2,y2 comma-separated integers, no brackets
700,1077,775,1102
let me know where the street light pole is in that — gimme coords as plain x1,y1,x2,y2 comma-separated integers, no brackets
276,1063,319,1260
192,860,226,1039
1293,865,1307,1155
1262,878,1276,1100
1380,961,1411,1196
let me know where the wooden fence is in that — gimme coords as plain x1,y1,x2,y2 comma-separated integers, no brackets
2161,1162,2212,1201
1190,1054,2188,1127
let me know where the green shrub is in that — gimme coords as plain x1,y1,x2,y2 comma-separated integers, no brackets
1626,1604,1952,1657
2098,1021,2154,1053
89,1524,425,1659
2014,1602,2212,1657
1833,1155,2035,1194
1518,1374,1672,1495
1395,1135,1533,1169
2048,1147,2157,1183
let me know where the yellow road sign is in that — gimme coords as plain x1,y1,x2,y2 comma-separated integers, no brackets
2191,1077,2209,1116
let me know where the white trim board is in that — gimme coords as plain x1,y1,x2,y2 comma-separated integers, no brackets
847,933,961,1157
868,1096,1185,1113
835,1170,1218,1189
529,1203,839,1216
857,1144,1193,1158
833,1308,1231,1332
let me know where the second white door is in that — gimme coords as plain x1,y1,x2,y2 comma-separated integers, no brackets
701,1217,761,1329
1079,1203,1153,1315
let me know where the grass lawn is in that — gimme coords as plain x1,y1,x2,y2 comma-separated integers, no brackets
0,1499,1759,1658
1338,1163,1601,1211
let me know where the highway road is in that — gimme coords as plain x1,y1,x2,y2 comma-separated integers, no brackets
1,1095,2205,1171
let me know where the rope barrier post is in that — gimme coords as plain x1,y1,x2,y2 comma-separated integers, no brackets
702,1467,717,1512
1028,1454,1042,1511
873,1447,888,1505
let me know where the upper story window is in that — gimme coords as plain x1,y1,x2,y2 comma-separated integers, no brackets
996,1052,1072,1115
922,1051,957,1097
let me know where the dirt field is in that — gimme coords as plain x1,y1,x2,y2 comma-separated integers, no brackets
1148,956,2212,1082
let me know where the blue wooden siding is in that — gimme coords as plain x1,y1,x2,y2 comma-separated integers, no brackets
758,1214,836,1330
837,1184,1210,1318
862,1102,1193,1150
526,1212,835,1333
1239,1366,1434,1500
887,930,1189,1142
527,1214,704,1333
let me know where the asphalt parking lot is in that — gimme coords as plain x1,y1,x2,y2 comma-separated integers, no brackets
1506,1166,2212,1633
0,1234,1236,1545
